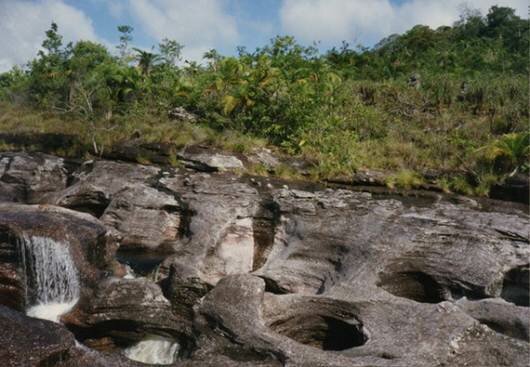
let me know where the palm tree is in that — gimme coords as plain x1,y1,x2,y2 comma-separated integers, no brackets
480,132,529,175
133,48,161,76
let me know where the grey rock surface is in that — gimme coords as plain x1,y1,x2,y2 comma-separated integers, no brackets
0,152,528,366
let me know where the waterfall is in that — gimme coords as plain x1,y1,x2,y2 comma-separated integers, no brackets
124,335,179,365
19,235,80,323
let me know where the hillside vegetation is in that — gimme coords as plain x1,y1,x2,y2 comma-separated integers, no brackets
0,5,528,196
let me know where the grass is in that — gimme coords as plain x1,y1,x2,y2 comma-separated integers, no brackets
0,72,527,199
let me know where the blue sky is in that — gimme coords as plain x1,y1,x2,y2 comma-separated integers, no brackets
0,0,527,72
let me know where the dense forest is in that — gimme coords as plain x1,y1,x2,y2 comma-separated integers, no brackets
0,5,528,196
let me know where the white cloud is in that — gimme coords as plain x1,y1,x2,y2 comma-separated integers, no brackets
280,0,529,46
0,0,99,72
128,0,239,62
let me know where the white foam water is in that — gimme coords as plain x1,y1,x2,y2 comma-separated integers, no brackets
20,235,80,323
124,264,136,279
124,335,179,365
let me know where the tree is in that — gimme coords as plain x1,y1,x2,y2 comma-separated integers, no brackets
28,22,68,107
40,22,63,57
133,48,161,76
158,38,183,66
116,25,134,62
66,41,114,115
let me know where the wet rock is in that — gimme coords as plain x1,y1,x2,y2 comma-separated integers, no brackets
66,278,189,348
0,203,116,310
0,305,141,367
0,305,76,366
0,232,25,311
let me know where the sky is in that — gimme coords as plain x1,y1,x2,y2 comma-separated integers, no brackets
0,0,528,72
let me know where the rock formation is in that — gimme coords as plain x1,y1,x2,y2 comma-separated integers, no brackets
0,151,528,366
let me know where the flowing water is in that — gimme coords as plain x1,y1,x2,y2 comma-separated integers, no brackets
19,235,80,322
18,234,180,364
124,335,180,365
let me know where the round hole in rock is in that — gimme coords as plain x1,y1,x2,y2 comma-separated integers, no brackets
116,249,167,277
501,266,529,307
378,271,445,303
269,314,367,351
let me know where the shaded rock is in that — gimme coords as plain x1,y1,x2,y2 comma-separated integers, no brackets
0,305,141,367
0,133,81,157
0,152,67,203
500,265,529,306
65,278,189,349
0,305,76,366
0,232,25,311
0,203,116,310
457,298,530,341
105,140,177,166
490,173,529,204
160,260,211,324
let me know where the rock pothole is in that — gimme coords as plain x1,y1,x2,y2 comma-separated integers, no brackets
116,249,168,277
252,198,280,272
378,271,446,303
268,314,367,351
501,265,529,307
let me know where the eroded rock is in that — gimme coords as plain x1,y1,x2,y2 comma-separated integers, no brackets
0,152,67,203
65,277,189,353
0,153,528,366
0,203,117,311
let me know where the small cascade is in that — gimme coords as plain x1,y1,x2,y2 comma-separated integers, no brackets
19,235,80,322
124,264,136,279
124,335,179,365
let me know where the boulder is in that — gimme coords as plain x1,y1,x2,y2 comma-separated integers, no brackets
159,172,260,285
0,152,67,203
0,203,116,310
178,152,244,172
247,148,280,171
1,153,529,366
51,160,159,217
100,185,182,251
490,173,529,204
0,305,141,367
0,304,76,366
65,278,189,350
